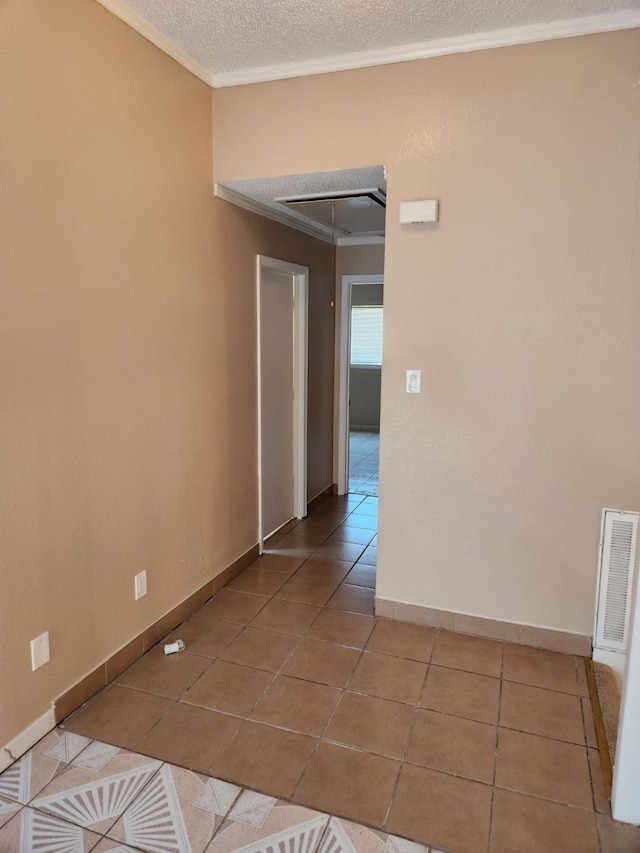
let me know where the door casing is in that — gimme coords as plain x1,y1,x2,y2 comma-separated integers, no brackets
256,255,309,550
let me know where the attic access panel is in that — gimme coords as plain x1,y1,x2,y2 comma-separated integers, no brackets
275,189,386,235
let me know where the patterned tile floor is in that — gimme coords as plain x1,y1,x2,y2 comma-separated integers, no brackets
0,729,435,852
3,494,640,852
349,431,379,496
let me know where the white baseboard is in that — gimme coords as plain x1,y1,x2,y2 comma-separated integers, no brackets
0,707,56,773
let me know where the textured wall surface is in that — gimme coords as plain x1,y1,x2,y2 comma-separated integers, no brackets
215,31,640,637
0,0,333,746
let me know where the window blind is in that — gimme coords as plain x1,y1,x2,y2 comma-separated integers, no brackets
350,306,383,366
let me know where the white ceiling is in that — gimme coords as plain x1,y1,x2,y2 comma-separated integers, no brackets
99,0,640,87
215,167,387,246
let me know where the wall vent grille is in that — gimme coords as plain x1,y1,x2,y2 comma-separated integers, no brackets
594,509,638,653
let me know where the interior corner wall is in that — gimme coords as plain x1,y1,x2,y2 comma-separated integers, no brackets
215,30,640,639
0,0,333,747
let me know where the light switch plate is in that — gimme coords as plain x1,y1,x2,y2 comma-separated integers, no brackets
406,369,421,393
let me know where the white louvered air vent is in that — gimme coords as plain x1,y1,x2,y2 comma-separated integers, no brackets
594,509,639,653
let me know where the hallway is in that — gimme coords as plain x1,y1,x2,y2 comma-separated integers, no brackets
0,495,637,853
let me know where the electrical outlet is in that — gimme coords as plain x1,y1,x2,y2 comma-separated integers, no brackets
30,632,50,671
134,571,147,601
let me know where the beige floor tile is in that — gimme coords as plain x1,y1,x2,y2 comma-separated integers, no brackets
251,675,341,736
366,619,435,663
116,646,211,699
62,686,172,750
32,744,161,835
317,816,429,853
307,609,376,648
210,721,317,799
0,808,101,851
295,742,399,827
502,643,581,694
495,728,592,807
182,660,273,716
250,598,322,636
110,765,240,852
499,680,585,744
218,627,299,672
228,568,288,597
209,791,329,853
386,764,492,853
432,631,504,678
136,703,241,772
421,665,501,724
164,616,242,658
0,730,91,805
406,709,497,783
349,651,427,705
327,584,375,616
198,590,270,625
276,575,341,606
282,638,361,687
0,798,20,831
489,788,599,853
597,813,640,853
324,691,415,759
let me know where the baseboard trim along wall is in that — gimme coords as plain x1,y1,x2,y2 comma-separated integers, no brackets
52,543,260,726
307,484,334,515
375,597,592,657
0,708,57,774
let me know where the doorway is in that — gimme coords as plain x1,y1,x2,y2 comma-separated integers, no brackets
337,274,384,495
256,256,308,548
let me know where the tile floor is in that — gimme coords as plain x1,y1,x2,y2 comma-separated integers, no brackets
0,729,433,853
349,431,379,496
3,493,640,853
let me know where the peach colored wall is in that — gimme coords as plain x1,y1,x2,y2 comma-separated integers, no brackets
214,31,640,638
0,0,333,745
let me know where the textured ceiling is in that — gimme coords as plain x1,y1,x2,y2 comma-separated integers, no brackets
113,0,640,84
216,167,387,244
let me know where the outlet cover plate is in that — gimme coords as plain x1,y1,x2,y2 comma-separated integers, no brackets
134,571,147,601
30,632,50,671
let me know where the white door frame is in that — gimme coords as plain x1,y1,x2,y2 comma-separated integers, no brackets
612,555,640,824
256,255,309,550
336,274,384,495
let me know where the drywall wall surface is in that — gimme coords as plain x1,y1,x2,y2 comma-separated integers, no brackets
349,369,382,428
0,0,333,746
214,31,640,636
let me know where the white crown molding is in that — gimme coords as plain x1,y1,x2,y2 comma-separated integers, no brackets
212,11,640,87
96,0,214,87
337,234,386,246
214,184,335,244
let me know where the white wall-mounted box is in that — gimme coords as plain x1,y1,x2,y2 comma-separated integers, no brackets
399,200,439,224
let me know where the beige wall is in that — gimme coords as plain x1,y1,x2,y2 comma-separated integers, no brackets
0,0,333,746
215,31,640,638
